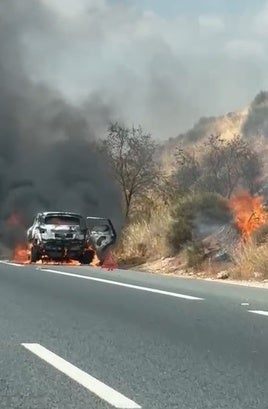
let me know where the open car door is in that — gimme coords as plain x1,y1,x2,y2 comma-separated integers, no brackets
86,217,117,260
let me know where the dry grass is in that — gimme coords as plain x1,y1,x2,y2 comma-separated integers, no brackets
115,205,172,262
232,240,268,280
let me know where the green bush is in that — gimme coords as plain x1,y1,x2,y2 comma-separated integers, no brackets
167,214,193,251
186,241,205,270
167,192,230,252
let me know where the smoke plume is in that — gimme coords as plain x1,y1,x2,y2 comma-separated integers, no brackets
1,0,268,249
0,0,122,249
17,0,268,139
242,91,268,139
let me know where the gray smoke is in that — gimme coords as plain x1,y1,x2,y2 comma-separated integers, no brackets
242,91,268,139
0,0,122,249
18,0,268,140
192,209,232,241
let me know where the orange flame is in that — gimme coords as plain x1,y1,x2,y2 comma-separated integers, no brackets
12,244,30,264
228,192,268,240
12,244,100,266
91,253,101,267
35,258,81,266
84,246,100,267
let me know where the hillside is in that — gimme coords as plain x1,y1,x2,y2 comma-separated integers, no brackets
116,91,268,283
160,91,268,175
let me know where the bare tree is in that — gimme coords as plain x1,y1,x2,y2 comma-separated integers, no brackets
174,146,201,193
201,134,262,198
102,122,158,219
173,134,262,198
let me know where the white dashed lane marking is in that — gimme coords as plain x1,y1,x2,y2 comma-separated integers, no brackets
22,343,141,409
38,268,205,301
248,310,268,317
0,261,25,267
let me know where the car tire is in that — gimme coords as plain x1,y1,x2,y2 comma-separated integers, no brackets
80,250,94,265
30,245,40,263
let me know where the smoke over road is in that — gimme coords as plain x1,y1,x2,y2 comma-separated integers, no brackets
0,0,122,249
17,0,268,140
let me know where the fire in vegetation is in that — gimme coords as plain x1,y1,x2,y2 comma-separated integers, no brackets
228,193,268,241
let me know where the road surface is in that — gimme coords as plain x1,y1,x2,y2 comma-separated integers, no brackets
0,260,267,409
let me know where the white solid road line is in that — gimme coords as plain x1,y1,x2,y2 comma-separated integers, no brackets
22,343,141,409
248,310,268,317
0,261,24,267
39,268,204,300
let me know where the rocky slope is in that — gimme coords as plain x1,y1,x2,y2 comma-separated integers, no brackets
160,91,268,175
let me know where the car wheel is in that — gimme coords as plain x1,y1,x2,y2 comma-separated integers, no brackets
30,245,40,263
80,250,94,265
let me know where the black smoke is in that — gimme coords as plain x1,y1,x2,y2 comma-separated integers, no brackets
0,1,122,249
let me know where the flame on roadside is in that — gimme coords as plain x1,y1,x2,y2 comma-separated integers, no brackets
90,249,101,267
12,244,100,266
228,192,268,240
35,258,81,266
12,244,30,264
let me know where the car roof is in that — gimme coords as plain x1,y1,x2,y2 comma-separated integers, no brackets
40,212,83,218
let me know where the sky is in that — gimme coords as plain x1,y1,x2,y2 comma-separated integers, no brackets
133,0,266,16
19,0,268,139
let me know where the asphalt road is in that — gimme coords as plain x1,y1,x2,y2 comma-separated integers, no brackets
0,261,268,409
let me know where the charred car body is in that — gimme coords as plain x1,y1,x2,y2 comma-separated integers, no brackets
27,211,116,264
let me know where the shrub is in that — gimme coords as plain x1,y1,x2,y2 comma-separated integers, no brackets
115,204,172,261
232,241,268,280
167,192,230,252
186,241,205,270
167,213,193,252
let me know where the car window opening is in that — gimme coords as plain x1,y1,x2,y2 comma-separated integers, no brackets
44,216,81,226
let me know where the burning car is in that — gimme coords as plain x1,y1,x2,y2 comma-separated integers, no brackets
26,211,116,264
